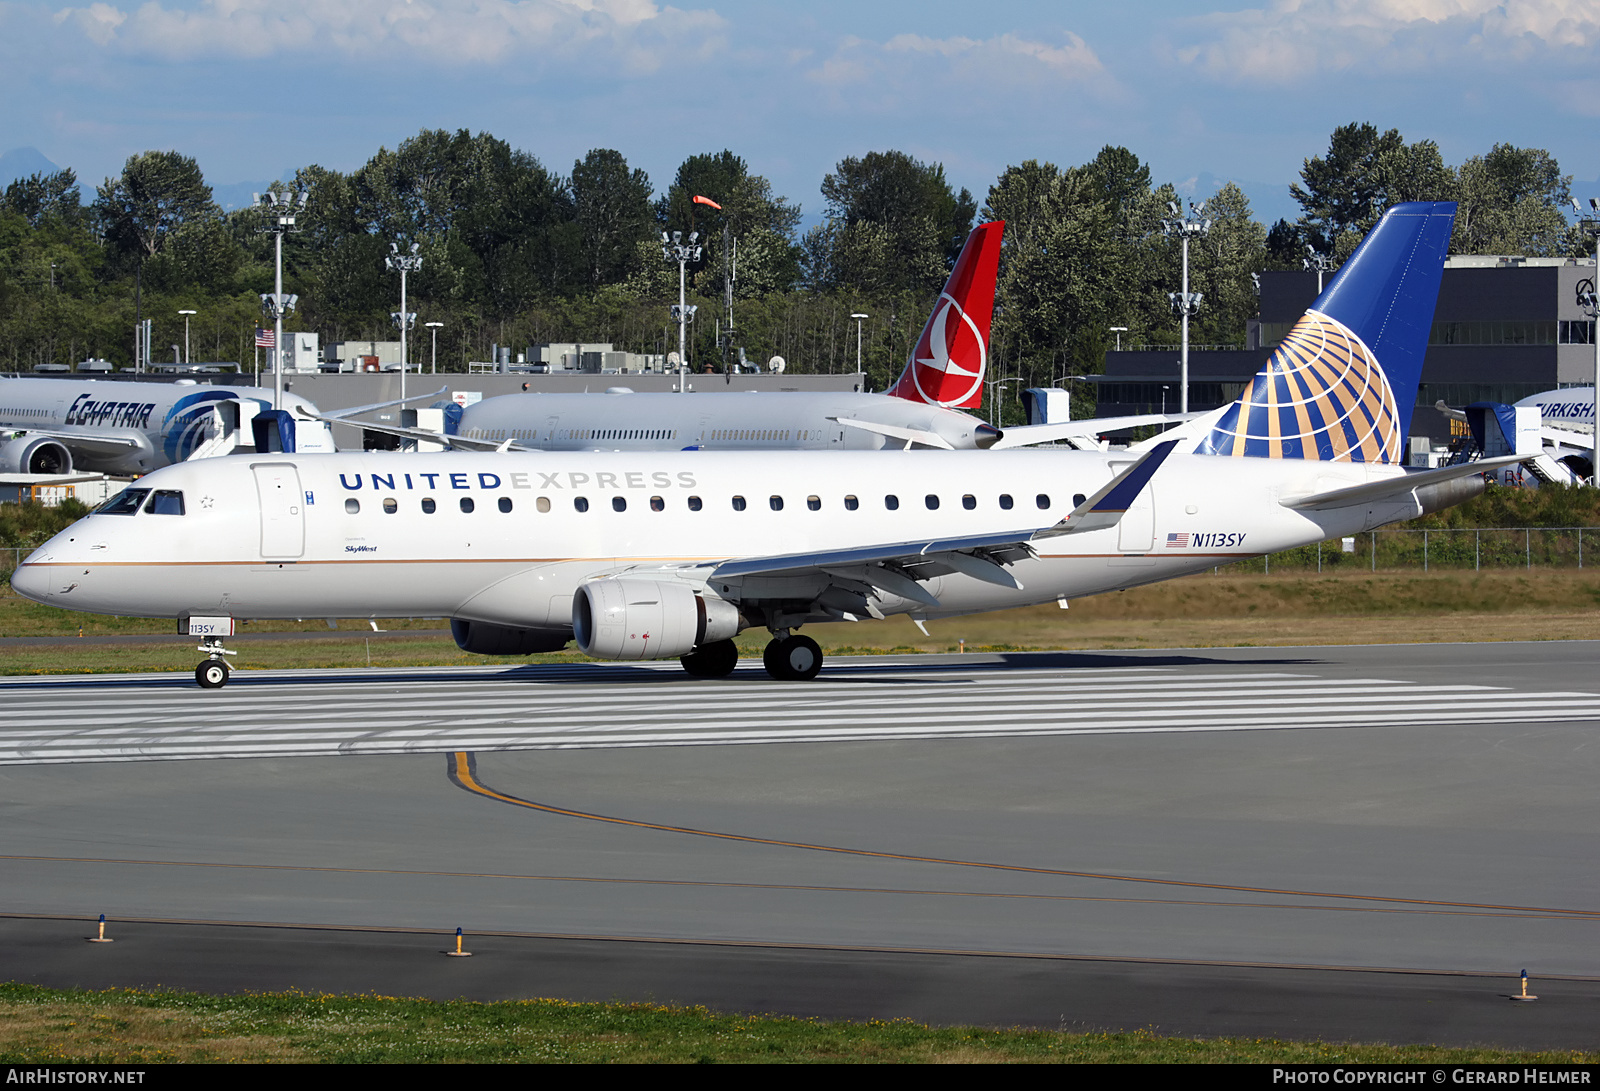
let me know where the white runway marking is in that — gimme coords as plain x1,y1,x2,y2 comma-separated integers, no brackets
4,658,1600,765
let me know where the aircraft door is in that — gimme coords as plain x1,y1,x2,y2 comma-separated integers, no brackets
1109,463,1155,552
253,463,305,559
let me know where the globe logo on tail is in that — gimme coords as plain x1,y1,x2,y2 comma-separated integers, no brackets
907,292,986,408
1199,310,1403,462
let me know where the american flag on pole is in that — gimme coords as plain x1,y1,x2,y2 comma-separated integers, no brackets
255,327,275,347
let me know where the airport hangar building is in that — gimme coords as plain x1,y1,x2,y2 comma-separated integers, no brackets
1095,256,1600,449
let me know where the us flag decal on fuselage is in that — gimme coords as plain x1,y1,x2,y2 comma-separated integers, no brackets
1166,533,1190,548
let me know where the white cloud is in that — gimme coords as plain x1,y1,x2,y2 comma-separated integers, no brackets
804,28,1109,110
1177,0,1600,84
51,0,726,70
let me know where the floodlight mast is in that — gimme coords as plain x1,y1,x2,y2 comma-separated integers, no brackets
1162,200,1210,414
386,242,422,405
1303,243,1338,294
253,189,307,410
1573,198,1600,481
662,231,702,391
178,309,196,365
850,313,868,373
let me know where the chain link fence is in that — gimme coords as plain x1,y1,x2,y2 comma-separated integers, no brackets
1217,528,1600,574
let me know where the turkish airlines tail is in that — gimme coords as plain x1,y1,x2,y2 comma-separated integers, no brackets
885,221,1004,410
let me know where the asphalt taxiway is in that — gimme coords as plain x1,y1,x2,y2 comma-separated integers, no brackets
2,641,1598,1046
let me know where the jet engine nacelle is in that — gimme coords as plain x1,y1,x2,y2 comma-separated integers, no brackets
0,436,72,475
572,578,740,660
449,619,570,655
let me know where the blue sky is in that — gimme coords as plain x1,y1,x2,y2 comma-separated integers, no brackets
4,0,1599,226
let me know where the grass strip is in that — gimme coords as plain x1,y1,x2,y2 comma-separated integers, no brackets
0,983,1592,1064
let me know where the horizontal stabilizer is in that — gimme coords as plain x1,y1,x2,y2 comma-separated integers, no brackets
990,413,1197,450
830,416,956,450
300,413,531,453
1035,440,1179,538
1281,456,1522,511
315,386,450,421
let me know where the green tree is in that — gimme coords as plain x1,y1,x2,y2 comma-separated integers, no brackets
1453,144,1571,256
4,169,83,229
656,151,802,300
1291,123,1454,257
94,151,218,266
813,150,976,295
571,149,653,287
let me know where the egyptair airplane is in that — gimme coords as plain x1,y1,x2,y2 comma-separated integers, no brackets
0,377,336,475
15,202,1513,688
337,222,1184,454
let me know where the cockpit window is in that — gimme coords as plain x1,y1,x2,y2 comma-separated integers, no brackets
143,490,185,516
97,489,149,515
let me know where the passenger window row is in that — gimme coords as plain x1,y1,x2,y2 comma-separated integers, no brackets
342,493,1060,515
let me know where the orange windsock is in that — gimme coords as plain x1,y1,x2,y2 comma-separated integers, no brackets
692,195,722,210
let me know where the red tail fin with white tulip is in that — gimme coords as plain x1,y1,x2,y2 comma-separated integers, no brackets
885,221,1003,410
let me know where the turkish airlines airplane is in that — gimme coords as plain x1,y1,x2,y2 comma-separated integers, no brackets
16,203,1511,688
341,222,1183,454
0,378,335,475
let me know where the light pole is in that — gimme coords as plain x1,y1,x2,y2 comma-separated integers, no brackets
1162,200,1211,414
1303,243,1338,294
1109,326,1127,352
425,321,443,375
851,312,868,374
984,376,1025,429
387,242,422,406
1572,199,1600,482
662,231,701,391
254,190,307,409
178,309,196,364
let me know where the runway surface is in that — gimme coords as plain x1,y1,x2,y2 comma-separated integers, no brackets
2,641,1599,1045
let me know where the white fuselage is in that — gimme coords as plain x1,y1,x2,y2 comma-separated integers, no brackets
16,448,1411,632
455,391,997,450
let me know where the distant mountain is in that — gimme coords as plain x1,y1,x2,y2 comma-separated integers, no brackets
1174,171,1300,227
213,169,303,211
0,146,61,188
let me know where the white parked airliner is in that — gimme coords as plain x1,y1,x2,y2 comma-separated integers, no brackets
338,222,1184,454
15,203,1512,687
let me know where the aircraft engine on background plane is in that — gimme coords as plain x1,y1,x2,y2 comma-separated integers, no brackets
572,578,740,661
0,435,72,475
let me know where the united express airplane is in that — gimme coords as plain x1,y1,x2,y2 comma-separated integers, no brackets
15,203,1512,687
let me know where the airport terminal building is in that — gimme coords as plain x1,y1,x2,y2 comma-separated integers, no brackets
1097,256,1600,445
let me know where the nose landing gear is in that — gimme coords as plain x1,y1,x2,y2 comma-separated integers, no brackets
194,636,236,689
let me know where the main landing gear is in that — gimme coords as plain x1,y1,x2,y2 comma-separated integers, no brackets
763,633,823,681
679,638,739,678
194,637,236,689
676,633,826,680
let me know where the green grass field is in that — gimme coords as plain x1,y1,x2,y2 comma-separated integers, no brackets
2,566,1597,676
0,983,1590,1064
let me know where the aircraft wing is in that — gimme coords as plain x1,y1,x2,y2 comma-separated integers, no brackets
989,413,1198,450
4,428,146,456
1280,455,1523,511
705,528,1041,609
698,441,1178,612
296,413,532,453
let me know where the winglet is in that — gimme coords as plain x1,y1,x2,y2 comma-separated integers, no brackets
1035,439,1179,538
886,221,1003,410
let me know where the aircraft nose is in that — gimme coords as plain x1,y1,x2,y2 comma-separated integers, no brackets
10,561,51,604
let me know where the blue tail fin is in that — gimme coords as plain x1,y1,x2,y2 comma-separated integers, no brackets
1197,201,1455,462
